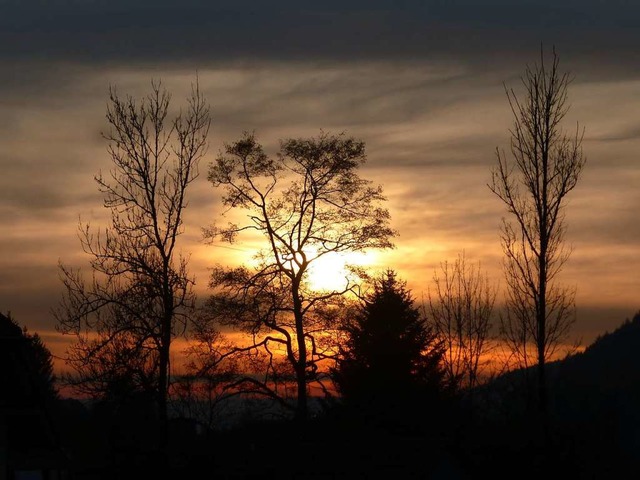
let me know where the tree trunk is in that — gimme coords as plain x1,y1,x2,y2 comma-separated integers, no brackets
292,281,308,423
158,297,173,453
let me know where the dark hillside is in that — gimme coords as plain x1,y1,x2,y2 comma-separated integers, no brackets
558,310,640,388
549,311,640,468
464,311,640,479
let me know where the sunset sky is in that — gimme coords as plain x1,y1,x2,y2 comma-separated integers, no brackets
1,0,639,364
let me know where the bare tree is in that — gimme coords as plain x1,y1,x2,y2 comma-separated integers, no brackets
170,319,242,432
428,251,496,391
488,48,586,417
54,80,211,443
205,131,396,423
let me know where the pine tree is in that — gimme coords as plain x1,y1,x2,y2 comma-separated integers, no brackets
0,312,58,405
332,270,449,428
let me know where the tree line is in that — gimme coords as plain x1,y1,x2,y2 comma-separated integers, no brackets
10,47,586,473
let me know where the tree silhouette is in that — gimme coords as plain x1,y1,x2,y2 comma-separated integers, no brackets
54,79,211,448
0,312,58,405
489,47,586,420
205,131,396,423
428,251,496,391
171,318,242,432
332,270,449,428
0,313,68,478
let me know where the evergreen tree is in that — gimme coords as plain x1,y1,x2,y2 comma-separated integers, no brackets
332,270,449,428
0,312,58,405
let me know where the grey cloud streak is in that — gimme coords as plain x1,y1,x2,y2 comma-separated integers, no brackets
2,0,640,74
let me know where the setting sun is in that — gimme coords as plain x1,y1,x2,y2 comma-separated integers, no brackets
306,250,376,291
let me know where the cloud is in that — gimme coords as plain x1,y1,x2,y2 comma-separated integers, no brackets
2,0,640,74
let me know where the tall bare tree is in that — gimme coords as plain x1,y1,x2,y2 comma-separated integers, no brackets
489,48,586,417
428,251,496,391
205,131,396,423
54,80,211,443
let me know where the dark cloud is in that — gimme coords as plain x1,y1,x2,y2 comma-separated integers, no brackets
591,125,640,143
2,0,640,74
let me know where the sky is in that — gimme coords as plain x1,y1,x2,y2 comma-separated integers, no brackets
1,0,639,364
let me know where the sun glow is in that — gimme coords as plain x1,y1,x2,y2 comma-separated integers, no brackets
305,250,375,292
